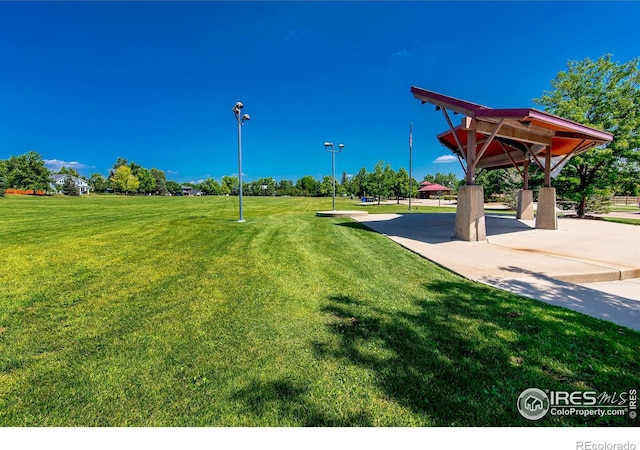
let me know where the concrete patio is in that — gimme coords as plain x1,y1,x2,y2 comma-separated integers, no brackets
351,212,640,331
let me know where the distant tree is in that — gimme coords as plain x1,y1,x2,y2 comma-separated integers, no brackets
434,172,460,190
319,176,334,197
534,54,640,217
150,168,168,195
423,174,435,183
199,177,221,195
136,168,156,194
3,151,52,193
351,168,368,198
249,177,276,196
295,175,320,197
166,180,182,196
391,167,410,203
220,183,230,196
277,179,294,196
88,173,108,193
222,175,239,195
61,174,80,196
112,157,128,172
110,165,139,195
129,161,143,176
0,160,7,196
58,166,80,178
476,168,521,202
367,161,392,205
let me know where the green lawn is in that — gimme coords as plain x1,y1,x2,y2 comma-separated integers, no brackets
0,195,638,426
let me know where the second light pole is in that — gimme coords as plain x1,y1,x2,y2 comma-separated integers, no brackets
324,141,344,211
233,101,250,222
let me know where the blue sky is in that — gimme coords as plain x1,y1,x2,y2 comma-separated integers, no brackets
1,1,639,183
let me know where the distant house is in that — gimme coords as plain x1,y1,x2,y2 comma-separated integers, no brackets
51,174,90,195
181,186,202,196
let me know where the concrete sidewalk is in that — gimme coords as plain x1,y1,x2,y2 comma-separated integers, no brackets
352,213,640,331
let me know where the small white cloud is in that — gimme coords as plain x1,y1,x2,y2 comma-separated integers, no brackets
392,49,410,58
44,159,91,171
433,155,457,164
166,169,179,175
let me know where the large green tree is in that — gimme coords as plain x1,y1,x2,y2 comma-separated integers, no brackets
351,168,369,198
3,151,52,193
199,177,221,195
0,160,8,196
135,168,156,195
150,168,167,196
165,180,182,196
277,179,294,196
61,175,80,196
367,161,393,205
58,166,80,178
534,54,640,216
89,173,109,193
295,175,320,197
110,165,140,195
222,176,239,196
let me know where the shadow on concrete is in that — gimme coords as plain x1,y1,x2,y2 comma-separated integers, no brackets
337,212,535,244
481,266,640,331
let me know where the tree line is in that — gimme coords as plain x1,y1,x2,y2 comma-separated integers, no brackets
2,55,637,215
0,152,452,200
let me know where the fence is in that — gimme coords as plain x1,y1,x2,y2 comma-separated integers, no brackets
5,189,47,196
611,196,639,206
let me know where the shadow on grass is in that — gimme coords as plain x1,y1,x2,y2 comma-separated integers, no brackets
230,378,372,426
312,284,640,426
480,266,640,332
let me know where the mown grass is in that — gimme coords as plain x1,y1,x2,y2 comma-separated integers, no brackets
602,217,640,226
0,195,638,426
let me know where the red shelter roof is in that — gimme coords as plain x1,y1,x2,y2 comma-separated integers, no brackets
411,86,613,171
418,182,451,192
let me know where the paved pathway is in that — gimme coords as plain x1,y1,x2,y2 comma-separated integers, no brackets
352,213,640,331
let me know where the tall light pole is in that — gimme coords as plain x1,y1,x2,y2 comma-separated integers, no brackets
324,142,344,211
409,122,413,211
233,101,250,222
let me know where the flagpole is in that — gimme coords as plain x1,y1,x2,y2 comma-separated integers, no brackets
408,122,413,211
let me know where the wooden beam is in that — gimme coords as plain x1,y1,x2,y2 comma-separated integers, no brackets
441,108,466,158
476,118,505,160
498,141,524,178
475,120,553,146
456,154,467,175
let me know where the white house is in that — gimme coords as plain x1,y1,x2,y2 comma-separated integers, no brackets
51,174,90,195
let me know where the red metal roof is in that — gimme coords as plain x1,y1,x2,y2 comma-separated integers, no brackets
411,86,614,170
418,182,451,192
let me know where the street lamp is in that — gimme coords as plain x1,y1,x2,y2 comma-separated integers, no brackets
324,141,344,211
233,101,250,222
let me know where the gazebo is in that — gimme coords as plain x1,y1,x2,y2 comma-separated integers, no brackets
418,181,452,199
411,87,613,241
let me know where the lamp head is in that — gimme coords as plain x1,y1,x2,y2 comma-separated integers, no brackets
324,142,333,148
338,143,344,149
232,101,244,114
242,113,250,121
